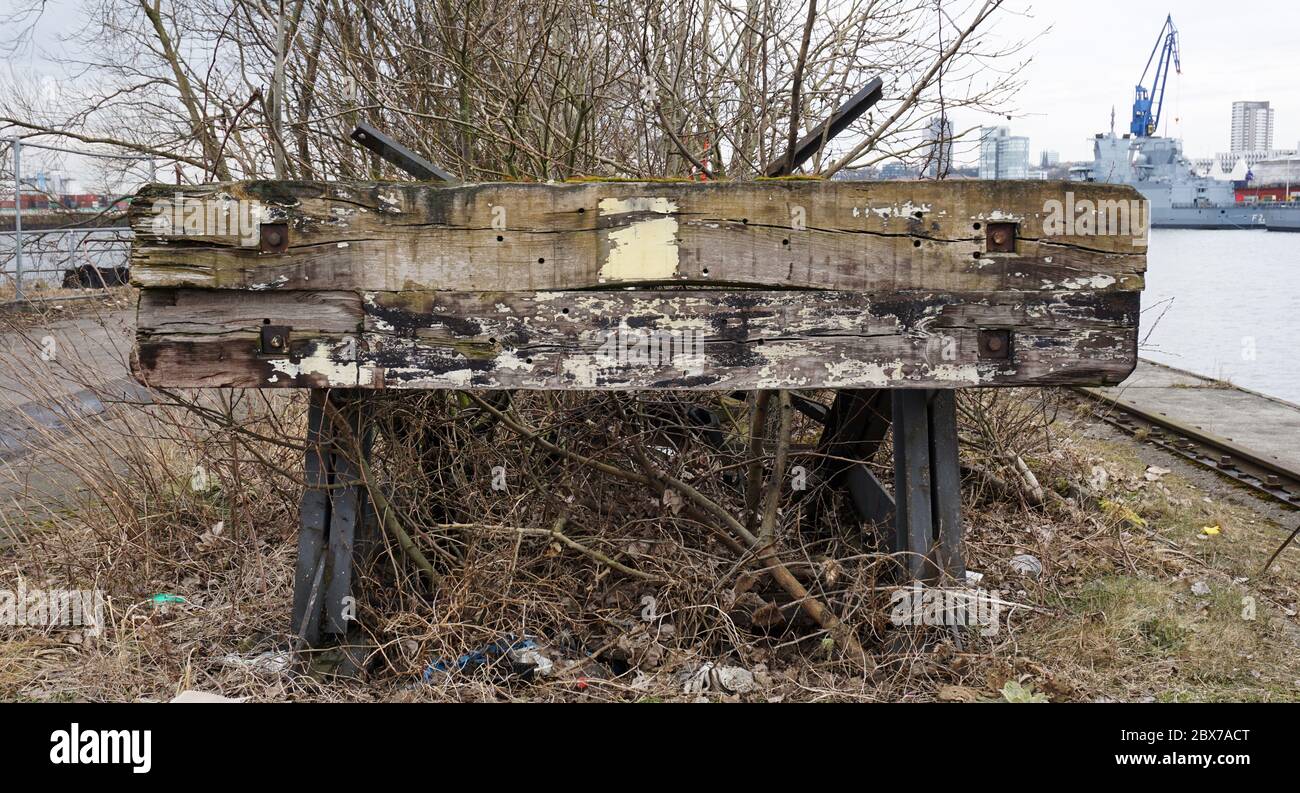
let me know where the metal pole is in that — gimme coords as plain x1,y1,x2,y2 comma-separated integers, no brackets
11,137,23,302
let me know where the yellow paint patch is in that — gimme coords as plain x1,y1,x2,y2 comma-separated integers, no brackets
597,197,680,282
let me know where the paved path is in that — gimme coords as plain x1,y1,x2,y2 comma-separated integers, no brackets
0,307,138,540
1092,359,1300,474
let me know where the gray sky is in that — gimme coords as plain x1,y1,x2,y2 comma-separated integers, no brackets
5,0,1296,170
967,0,1300,163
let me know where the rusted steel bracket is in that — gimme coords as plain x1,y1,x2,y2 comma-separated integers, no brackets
762,76,885,177
891,390,964,583
351,121,460,183
292,391,376,649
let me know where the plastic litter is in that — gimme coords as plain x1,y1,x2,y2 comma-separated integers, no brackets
1009,554,1043,578
422,636,554,682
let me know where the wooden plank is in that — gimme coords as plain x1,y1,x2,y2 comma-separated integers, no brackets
128,180,1147,293
133,288,1139,389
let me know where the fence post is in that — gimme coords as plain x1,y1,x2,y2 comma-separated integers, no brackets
11,137,23,302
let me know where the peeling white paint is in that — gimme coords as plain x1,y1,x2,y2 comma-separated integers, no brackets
562,356,600,387
1059,275,1117,290
268,338,359,385
866,201,933,220
597,197,680,282
250,274,290,290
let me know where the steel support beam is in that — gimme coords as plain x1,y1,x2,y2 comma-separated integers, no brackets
891,390,964,583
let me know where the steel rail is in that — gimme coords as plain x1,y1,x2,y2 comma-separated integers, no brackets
1073,386,1300,510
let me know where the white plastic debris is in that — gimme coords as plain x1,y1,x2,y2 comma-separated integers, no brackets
1009,554,1043,578
1191,580,1212,597
509,645,555,677
220,651,291,675
1144,466,1172,482
169,690,246,703
683,663,758,695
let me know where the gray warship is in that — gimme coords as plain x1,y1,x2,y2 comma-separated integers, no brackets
1069,14,1300,230
1071,133,1271,230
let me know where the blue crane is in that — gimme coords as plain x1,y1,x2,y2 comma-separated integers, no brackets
1131,15,1182,137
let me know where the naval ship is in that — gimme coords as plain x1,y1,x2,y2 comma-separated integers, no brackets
1264,205,1300,232
1069,14,1300,230
1071,133,1271,230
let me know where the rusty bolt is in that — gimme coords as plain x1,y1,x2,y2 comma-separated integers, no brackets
259,222,290,254
269,334,284,349
977,329,1011,360
1266,475,1282,488
1218,456,1235,469
985,222,1018,252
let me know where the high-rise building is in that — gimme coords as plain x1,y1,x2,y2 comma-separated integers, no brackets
923,116,954,178
979,126,1029,180
1231,101,1274,153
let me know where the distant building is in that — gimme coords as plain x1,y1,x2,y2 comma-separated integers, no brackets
830,166,879,181
1231,101,1274,153
1192,149,1298,178
979,126,1029,180
1235,157,1300,203
923,116,955,178
879,162,917,180
1040,151,1060,168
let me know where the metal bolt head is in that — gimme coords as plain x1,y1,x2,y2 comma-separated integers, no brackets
977,329,1011,360
269,335,284,349
985,222,1018,252
264,230,282,246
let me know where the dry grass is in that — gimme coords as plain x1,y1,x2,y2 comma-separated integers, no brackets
1,310,1297,702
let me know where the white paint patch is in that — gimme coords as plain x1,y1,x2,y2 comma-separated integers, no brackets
1059,275,1116,290
867,201,933,220
250,274,290,290
268,338,359,385
597,197,680,282
562,357,600,387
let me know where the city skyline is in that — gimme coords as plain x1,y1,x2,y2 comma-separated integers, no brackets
962,0,1300,165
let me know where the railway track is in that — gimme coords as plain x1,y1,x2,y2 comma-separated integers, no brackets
1073,387,1300,510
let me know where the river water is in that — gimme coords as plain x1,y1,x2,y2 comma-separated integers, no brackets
1143,229,1300,405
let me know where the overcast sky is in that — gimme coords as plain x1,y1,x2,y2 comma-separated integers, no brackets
967,0,1300,163
5,0,1296,171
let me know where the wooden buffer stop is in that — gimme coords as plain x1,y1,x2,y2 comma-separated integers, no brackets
128,176,1146,646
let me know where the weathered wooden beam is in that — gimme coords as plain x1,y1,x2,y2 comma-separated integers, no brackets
132,288,1139,389
128,178,1144,391
128,180,1146,293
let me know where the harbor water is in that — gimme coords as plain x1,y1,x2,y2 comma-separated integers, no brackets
1143,229,1300,405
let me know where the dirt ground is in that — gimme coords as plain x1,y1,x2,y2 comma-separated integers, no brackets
1,306,1297,703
